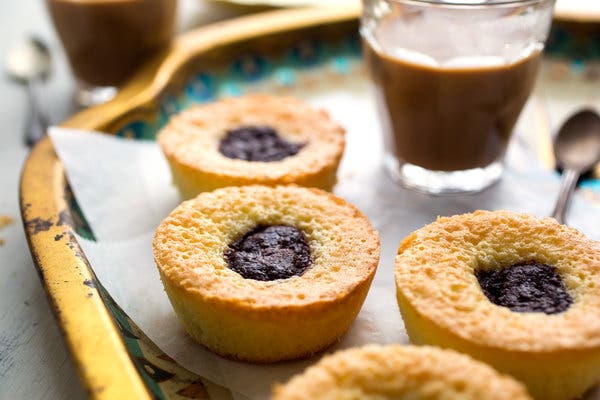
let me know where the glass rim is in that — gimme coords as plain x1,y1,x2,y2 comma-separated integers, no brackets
383,0,552,7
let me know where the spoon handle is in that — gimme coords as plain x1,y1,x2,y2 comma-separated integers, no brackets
25,79,48,147
551,168,580,225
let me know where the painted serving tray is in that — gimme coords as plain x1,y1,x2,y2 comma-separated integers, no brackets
20,6,600,400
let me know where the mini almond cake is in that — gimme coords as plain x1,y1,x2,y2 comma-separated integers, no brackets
395,210,600,400
157,95,345,199
153,185,380,362
273,345,532,400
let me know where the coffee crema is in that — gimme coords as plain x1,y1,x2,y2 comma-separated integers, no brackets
365,42,541,172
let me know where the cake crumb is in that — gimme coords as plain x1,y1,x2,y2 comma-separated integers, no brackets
0,215,15,246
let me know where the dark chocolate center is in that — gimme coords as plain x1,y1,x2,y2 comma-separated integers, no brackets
476,262,573,314
218,125,305,162
224,225,312,281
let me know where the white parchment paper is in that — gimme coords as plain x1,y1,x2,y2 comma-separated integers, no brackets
49,85,600,399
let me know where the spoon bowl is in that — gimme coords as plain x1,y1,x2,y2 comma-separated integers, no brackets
555,109,600,173
5,36,51,83
551,109,600,224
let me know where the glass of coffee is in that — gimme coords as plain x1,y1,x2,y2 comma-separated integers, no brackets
362,0,554,194
46,0,177,106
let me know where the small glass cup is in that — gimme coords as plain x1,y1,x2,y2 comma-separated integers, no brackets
46,0,177,106
361,0,554,194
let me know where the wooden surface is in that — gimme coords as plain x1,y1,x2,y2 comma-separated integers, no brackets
0,1,267,399
0,1,84,399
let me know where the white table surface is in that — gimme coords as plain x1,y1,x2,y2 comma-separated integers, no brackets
0,1,268,398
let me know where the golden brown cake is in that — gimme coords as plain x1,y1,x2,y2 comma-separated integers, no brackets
273,344,532,400
153,185,379,362
395,210,600,400
157,94,345,199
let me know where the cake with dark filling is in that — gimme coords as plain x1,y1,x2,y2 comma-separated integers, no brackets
273,345,533,400
394,210,600,400
153,185,380,362
157,94,345,199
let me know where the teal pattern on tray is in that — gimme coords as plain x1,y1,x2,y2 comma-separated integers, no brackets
546,23,600,61
116,36,361,141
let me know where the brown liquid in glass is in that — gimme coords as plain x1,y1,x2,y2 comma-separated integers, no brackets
47,0,177,87
365,42,542,171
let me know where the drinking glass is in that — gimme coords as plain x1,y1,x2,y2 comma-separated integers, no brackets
361,0,555,194
46,0,177,106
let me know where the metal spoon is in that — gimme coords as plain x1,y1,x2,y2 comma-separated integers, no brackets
5,36,51,147
551,109,600,224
